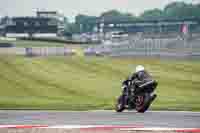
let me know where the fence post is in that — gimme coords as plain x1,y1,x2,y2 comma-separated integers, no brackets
25,47,33,57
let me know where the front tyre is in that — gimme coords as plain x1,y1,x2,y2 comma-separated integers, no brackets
115,95,125,112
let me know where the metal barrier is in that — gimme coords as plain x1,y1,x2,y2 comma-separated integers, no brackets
0,37,199,59
88,37,200,58
0,47,75,56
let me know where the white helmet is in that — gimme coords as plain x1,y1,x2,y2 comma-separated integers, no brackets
135,65,145,73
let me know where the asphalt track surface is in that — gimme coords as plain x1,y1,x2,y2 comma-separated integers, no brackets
0,110,200,128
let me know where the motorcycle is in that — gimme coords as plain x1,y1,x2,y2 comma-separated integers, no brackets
115,79,158,113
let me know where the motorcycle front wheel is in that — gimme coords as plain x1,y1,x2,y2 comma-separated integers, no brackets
115,95,125,112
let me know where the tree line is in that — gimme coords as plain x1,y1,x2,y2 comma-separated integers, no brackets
64,1,200,34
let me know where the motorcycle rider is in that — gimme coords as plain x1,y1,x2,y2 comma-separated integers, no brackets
121,65,153,106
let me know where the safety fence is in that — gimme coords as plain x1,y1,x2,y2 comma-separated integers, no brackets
89,37,200,58
0,47,75,56
0,37,199,59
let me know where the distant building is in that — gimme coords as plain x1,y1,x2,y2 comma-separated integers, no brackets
5,17,58,37
81,18,200,35
37,11,64,20
100,19,200,34
0,16,9,36
36,11,65,35
4,11,65,38
0,25,4,36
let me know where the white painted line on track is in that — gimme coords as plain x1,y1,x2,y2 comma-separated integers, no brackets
120,128,197,131
0,110,200,114
1,125,200,133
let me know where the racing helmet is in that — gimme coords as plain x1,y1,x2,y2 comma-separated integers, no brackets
135,65,145,73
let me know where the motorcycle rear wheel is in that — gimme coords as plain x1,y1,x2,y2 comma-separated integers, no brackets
135,93,151,113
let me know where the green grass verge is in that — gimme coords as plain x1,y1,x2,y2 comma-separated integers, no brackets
0,56,199,111
0,39,66,47
0,39,97,48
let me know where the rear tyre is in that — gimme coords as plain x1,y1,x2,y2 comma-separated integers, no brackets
115,95,125,112
135,93,151,113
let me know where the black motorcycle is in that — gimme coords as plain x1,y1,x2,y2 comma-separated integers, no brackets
115,79,158,113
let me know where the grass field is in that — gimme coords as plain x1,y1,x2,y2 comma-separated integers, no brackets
0,55,199,111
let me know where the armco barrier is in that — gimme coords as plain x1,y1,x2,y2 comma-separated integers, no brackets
0,47,75,56
26,47,76,56
0,46,199,59
19,37,101,44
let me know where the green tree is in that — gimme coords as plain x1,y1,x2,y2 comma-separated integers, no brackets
75,14,98,33
100,10,137,21
190,3,200,18
163,2,195,19
67,23,80,33
140,8,163,20
68,1,200,33
101,10,122,18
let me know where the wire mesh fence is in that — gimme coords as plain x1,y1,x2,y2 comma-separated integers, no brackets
0,35,199,59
